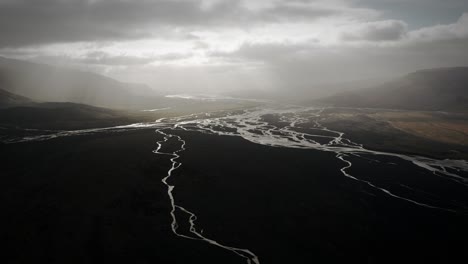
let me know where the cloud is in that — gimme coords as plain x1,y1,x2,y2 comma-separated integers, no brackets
0,0,467,97
0,48,191,68
77,51,157,65
409,13,468,41
341,20,408,42
0,0,240,47
77,51,190,66
249,1,369,23
0,0,375,47
213,41,315,61
354,0,468,28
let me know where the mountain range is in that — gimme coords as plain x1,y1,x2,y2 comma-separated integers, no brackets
318,67,468,112
0,57,160,109
1,56,467,114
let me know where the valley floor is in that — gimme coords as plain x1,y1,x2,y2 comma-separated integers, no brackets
1,106,467,264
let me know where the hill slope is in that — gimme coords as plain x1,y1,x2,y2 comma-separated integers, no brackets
319,67,468,112
0,102,148,130
0,88,33,108
0,57,158,109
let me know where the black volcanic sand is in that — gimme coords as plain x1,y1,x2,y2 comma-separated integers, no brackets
1,128,467,264
169,130,468,264
0,130,240,264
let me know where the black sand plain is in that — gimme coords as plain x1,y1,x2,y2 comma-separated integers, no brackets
1,127,467,264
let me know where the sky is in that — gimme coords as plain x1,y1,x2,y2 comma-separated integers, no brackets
1,0,468,96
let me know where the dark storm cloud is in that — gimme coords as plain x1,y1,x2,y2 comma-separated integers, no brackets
0,0,228,47
0,0,342,47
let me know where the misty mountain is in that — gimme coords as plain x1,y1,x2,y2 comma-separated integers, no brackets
318,67,468,112
0,57,160,109
0,88,145,130
0,88,33,108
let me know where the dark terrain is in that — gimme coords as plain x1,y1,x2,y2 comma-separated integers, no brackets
171,130,468,264
1,127,467,264
0,102,148,130
0,130,241,264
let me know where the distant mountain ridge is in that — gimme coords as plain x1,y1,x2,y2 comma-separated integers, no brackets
319,67,468,112
0,57,158,109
